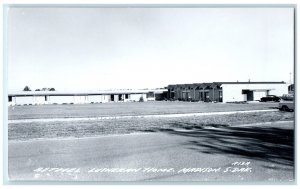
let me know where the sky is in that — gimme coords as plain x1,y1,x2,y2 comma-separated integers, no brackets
7,7,294,92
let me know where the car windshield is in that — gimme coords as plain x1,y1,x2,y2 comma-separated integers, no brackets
281,94,294,101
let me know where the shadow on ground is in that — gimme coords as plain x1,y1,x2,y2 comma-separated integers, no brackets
139,122,294,169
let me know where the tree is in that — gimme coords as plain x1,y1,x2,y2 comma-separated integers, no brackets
35,87,55,91
23,86,31,91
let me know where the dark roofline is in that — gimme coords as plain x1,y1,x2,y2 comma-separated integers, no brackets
214,81,286,84
8,89,169,97
8,92,146,97
167,81,286,88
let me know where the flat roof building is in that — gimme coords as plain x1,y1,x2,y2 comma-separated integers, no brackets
8,81,288,105
166,81,287,103
8,89,168,106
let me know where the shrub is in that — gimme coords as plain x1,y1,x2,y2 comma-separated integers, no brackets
139,96,144,102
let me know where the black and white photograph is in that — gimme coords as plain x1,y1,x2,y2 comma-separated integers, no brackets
4,5,295,183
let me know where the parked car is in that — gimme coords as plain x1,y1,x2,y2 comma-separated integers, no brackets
279,101,294,112
260,95,281,102
281,94,294,101
279,94,294,112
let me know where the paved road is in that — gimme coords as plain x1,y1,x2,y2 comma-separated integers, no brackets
8,121,294,182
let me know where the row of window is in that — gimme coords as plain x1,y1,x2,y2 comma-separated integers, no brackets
8,94,132,102
110,94,129,101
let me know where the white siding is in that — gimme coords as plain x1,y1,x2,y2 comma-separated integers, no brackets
88,95,103,103
102,95,110,103
222,83,288,103
130,94,147,102
48,96,75,104
73,96,89,104
114,95,119,102
11,92,151,105
33,96,46,105
253,91,267,101
15,96,35,105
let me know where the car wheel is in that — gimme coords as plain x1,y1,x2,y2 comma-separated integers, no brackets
282,106,289,111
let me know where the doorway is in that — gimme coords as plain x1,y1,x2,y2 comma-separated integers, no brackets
110,94,114,101
242,90,254,101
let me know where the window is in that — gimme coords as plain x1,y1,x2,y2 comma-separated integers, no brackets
8,96,12,102
219,91,223,102
125,94,129,99
242,90,249,94
147,92,154,98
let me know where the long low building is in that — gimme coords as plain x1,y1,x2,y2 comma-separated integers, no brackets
8,89,168,106
8,81,289,105
167,81,288,103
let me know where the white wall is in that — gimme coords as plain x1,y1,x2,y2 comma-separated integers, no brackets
130,94,147,102
15,96,35,105
73,96,89,104
11,93,151,105
253,91,266,101
222,83,288,103
88,95,105,103
33,96,46,105
10,96,44,105
103,95,110,103
114,94,119,102
47,96,75,104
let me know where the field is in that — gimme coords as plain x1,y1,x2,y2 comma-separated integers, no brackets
9,101,279,120
8,101,294,141
8,101,295,182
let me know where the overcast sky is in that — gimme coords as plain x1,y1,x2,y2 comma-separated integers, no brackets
7,7,294,92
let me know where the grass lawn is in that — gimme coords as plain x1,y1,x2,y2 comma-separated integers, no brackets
8,101,279,120
8,111,294,141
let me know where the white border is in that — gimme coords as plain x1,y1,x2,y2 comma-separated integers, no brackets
1,0,299,189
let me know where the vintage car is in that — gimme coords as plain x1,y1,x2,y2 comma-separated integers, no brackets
279,101,294,112
260,95,281,102
278,94,294,112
